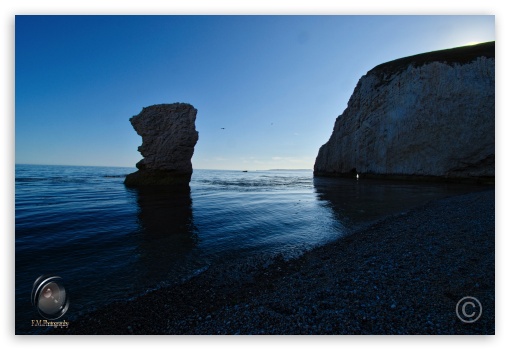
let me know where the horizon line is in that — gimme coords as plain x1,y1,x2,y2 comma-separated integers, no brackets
14,163,313,172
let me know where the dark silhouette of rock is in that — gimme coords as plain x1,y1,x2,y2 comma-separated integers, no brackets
125,103,199,186
314,42,495,183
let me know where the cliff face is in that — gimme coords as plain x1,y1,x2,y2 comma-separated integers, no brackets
314,42,495,182
125,103,199,186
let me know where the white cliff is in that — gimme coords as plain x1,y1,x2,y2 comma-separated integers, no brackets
314,42,495,182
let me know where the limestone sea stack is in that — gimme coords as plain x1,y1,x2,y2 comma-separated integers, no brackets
124,103,199,186
314,42,495,183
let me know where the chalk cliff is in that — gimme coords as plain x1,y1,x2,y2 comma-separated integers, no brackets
314,42,495,182
124,103,199,186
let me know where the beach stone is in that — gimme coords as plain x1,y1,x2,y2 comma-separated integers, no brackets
125,103,199,186
314,42,495,182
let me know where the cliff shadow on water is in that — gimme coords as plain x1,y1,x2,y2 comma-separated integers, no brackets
313,176,491,231
127,185,200,283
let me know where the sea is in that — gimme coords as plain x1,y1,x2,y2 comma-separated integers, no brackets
14,164,484,334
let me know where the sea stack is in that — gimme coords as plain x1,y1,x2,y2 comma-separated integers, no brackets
124,103,199,186
314,42,495,183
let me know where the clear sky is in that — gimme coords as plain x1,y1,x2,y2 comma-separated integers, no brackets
15,15,495,170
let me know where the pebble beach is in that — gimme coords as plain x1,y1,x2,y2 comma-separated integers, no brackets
51,189,495,335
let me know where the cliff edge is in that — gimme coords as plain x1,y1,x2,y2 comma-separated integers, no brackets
314,42,495,183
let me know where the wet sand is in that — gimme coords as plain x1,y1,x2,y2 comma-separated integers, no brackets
51,189,494,335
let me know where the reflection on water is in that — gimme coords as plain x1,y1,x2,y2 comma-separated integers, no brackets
190,170,341,260
313,176,489,230
130,184,204,287
134,185,195,237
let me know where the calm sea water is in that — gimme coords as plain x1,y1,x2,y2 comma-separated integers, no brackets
15,164,483,334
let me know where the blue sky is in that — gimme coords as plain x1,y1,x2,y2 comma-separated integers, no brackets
15,15,495,170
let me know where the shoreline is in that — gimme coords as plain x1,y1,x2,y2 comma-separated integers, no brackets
50,189,495,335
313,172,495,185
